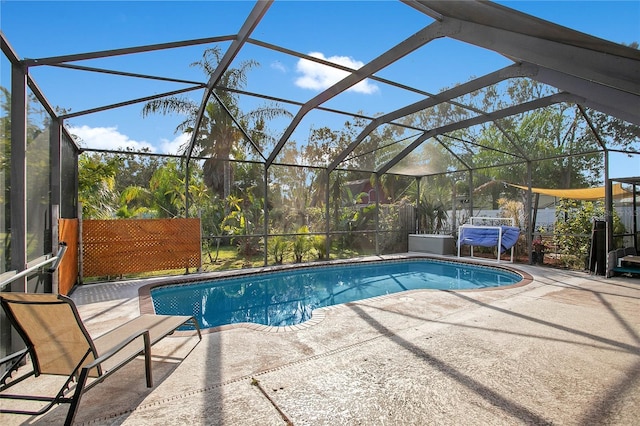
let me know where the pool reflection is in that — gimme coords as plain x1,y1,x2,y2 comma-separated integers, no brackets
151,260,521,329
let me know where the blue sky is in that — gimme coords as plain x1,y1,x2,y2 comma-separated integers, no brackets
1,0,639,177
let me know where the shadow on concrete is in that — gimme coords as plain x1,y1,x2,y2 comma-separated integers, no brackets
346,303,554,425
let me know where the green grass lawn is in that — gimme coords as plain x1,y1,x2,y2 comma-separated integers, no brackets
79,243,372,284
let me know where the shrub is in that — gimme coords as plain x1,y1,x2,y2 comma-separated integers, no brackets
293,226,312,263
312,235,328,260
269,236,289,265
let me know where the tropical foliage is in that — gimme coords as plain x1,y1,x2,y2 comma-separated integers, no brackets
70,73,639,272
554,199,625,269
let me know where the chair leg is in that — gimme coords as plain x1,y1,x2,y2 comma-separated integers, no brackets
65,367,90,426
143,331,152,387
191,317,202,340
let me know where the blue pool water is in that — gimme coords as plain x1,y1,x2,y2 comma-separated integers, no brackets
151,259,522,329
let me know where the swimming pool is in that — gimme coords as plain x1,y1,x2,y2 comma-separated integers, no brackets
149,258,523,330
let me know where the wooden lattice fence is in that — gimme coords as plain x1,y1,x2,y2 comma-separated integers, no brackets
81,218,201,278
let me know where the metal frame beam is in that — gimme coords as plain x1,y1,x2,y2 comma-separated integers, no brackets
377,92,580,175
266,19,464,167
10,58,27,285
50,63,206,87
22,35,235,67
328,63,537,173
448,18,639,97
185,1,271,163
60,86,203,119
530,64,640,126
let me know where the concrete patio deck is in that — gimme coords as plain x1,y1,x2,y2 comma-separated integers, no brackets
2,256,639,425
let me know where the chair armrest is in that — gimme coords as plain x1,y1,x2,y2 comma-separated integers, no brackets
66,329,153,426
83,328,153,392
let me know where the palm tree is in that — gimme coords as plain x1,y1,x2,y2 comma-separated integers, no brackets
142,47,291,206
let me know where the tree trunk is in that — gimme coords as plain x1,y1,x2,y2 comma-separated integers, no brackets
223,159,231,214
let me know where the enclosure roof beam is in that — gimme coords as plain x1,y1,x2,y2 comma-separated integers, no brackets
528,64,640,126
1,31,20,63
577,105,607,152
492,120,530,160
251,37,537,150
377,92,580,176
185,0,272,164
317,145,605,177
439,133,526,163
265,19,463,168
1,33,58,120
248,38,436,99
50,63,207,87
340,131,422,168
26,75,57,118
434,16,640,126
416,159,528,178
22,35,236,67
431,132,526,176
327,63,537,173
433,135,471,171
59,86,203,119
401,0,444,21
2,33,81,152
406,1,640,125
221,86,372,120
414,1,640,92
220,86,432,137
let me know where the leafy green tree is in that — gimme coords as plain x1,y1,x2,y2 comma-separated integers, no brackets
113,148,162,195
78,153,122,218
79,152,211,221
470,81,606,190
554,198,625,269
116,185,152,218
148,159,186,218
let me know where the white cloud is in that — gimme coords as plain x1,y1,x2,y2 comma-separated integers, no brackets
67,125,191,155
159,133,190,155
295,52,378,94
69,125,155,152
